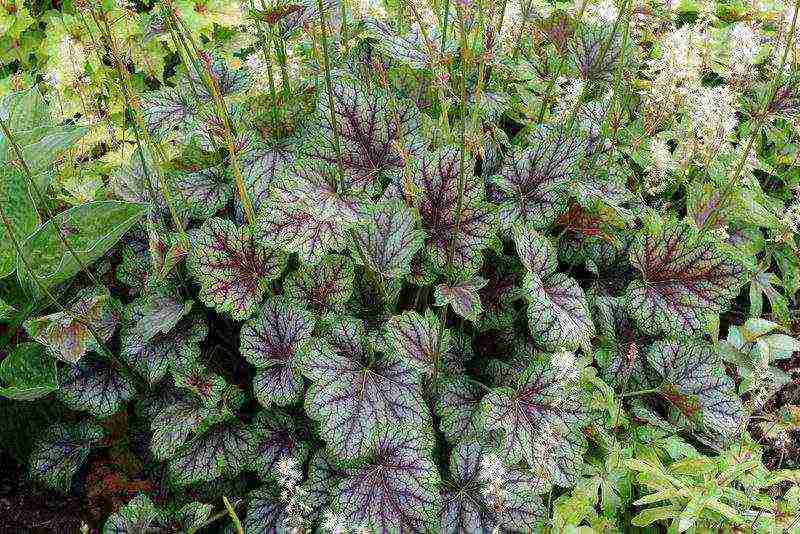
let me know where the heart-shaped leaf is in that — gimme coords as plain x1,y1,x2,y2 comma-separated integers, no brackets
648,339,746,437
434,277,488,322
625,223,745,337
240,298,315,407
477,360,589,487
284,254,354,326
58,356,136,418
188,217,287,320
385,309,451,377
174,164,233,220
301,317,430,460
250,408,311,478
334,425,441,533
29,421,105,492
168,421,257,486
349,201,425,280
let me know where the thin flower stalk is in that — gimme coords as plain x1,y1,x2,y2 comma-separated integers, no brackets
223,496,245,534
536,0,590,122
168,8,258,225
315,0,347,192
250,0,281,131
703,0,799,231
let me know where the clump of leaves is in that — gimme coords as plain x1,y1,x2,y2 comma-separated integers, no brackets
1,0,799,533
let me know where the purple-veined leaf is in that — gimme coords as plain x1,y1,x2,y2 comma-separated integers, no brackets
140,87,195,139
28,421,105,492
183,54,253,100
284,254,354,326
300,318,430,460
477,361,589,487
513,226,595,351
266,0,341,38
442,441,547,534
241,486,287,534
491,127,584,229
522,271,595,352
624,223,745,337
102,494,165,534
435,375,486,443
477,253,520,331
23,287,120,364
348,201,425,280
434,277,488,322
188,217,287,320
385,309,451,377
172,363,231,408
335,425,441,533
346,270,395,328
647,339,746,437
174,164,233,220
120,295,207,384
305,76,424,193
168,420,257,486
364,20,454,69
150,396,212,462
235,141,296,221
250,408,311,479
591,294,651,390
58,356,136,418
240,299,315,407
305,450,347,525
572,24,628,82
412,146,497,275
513,224,558,275
257,160,366,266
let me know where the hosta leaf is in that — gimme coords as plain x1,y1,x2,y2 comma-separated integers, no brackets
442,441,547,534
305,77,423,193
188,217,287,320
301,318,430,460
385,309,451,377
335,425,441,533
491,127,584,229
29,421,105,492
0,165,39,279
413,146,497,275
349,201,424,280
240,298,315,407
625,223,745,337
120,295,207,384
168,421,257,486
522,271,595,352
236,141,295,220
0,342,58,401
284,254,354,325
58,356,136,418
17,201,147,291
24,287,120,364
648,339,746,437
250,408,310,477
435,375,485,443
434,277,488,322
174,164,233,220
257,160,365,265
20,125,88,175
477,361,589,487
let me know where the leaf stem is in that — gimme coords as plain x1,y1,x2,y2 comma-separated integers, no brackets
315,0,346,192
223,496,244,534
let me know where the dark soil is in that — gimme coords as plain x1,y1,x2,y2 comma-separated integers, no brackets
0,450,86,534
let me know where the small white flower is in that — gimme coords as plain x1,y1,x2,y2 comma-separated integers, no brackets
586,0,619,22
321,510,349,534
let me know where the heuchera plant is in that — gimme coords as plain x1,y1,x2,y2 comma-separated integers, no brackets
1,0,800,532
